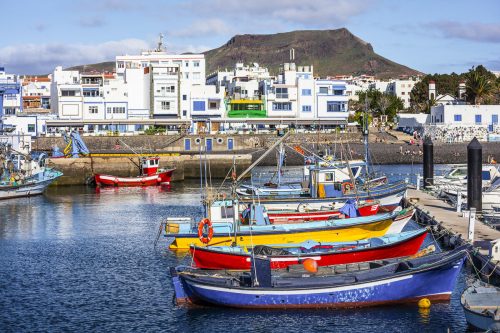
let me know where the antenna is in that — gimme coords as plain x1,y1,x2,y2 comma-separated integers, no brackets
157,33,164,52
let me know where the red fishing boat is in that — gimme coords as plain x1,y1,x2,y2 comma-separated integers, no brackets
94,157,175,187
189,228,428,270
267,200,380,223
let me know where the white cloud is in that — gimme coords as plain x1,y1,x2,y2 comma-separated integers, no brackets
171,19,230,38
183,0,374,27
0,39,152,74
429,21,500,43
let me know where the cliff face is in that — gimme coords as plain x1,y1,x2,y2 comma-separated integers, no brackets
205,28,421,78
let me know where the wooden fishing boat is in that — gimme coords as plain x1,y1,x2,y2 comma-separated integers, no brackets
0,151,62,200
461,280,500,331
172,246,468,308
189,229,428,270
94,157,175,187
266,199,380,223
165,209,402,250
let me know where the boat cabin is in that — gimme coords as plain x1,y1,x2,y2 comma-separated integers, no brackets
141,157,160,176
308,165,362,198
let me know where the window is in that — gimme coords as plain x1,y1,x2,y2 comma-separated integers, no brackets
28,124,35,132
107,107,112,113
193,61,200,67
401,92,406,95
83,90,99,97
333,89,343,96
493,114,499,124
209,102,218,109
327,101,345,112
161,101,171,110
325,173,334,181
301,89,311,96
193,101,206,111
276,87,288,99
475,114,482,124
184,73,189,79
182,95,187,101
182,110,187,116
319,87,328,94
302,105,312,112
185,61,189,67
166,86,175,93
193,72,201,80
273,102,292,111
112,107,125,114
89,106,98,114
454,114,462,122
61,90,76,97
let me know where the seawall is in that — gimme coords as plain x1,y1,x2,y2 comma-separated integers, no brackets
48,154,252,185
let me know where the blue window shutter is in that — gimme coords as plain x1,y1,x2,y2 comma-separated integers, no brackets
193,101,205,111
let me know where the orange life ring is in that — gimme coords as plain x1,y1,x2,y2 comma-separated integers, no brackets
342,182,353,193
198,218,213,244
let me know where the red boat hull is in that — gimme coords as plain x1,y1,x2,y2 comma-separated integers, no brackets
95,169,175,187
190,230,427,270
267,202,380,223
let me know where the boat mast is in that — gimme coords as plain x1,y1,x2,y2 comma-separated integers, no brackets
363,98,371,178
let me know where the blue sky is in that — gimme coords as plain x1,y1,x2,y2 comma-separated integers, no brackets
2,0,499,75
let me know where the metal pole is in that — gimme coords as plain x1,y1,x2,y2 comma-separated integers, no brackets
456,191,462,213
467,137,482,212
423,137,434,188
468,207,476,241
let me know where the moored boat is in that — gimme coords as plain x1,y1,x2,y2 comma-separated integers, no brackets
461,280,500,332
266,199,380,223
0,148,62,200
94,156,175,187
189,228,428,270
172,245,468,308
165,208,401,250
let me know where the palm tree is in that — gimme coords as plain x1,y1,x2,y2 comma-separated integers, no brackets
466,67,494,104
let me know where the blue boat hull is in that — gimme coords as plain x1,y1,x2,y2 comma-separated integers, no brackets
173,255,465,308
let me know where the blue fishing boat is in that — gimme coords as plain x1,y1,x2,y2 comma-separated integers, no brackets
461,280,500,331
171,246,468,308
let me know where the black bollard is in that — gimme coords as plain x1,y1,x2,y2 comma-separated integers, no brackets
467,137,482,212
423,137,434,188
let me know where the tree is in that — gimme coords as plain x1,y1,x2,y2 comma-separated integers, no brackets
350,89,403,125
466,65,496,104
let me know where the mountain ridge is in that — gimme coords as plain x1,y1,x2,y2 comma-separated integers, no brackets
66,28,421,79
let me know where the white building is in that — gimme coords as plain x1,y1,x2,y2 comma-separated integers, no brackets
0,67,22,117
386,78,419,109
315,79,349,120
22,76,51,112
50,40,224,133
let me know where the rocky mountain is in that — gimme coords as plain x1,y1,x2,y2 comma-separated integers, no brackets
204,28,421,78
66,29,421,78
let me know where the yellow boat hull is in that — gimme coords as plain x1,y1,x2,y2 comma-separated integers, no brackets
168,218,393,250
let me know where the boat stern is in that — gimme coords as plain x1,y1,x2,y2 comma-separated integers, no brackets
170,267,191,305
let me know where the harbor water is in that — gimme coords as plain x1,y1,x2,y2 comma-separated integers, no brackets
1,165,472,332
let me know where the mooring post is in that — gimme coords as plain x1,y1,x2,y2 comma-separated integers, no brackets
423,137,433,189
416,173,421,190
456,191,462,213
468,208,476,241
467,137,482,212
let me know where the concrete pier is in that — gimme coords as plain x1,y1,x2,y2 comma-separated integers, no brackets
407,189,500,283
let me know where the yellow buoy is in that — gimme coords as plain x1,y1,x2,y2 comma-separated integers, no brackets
418,298,431,308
